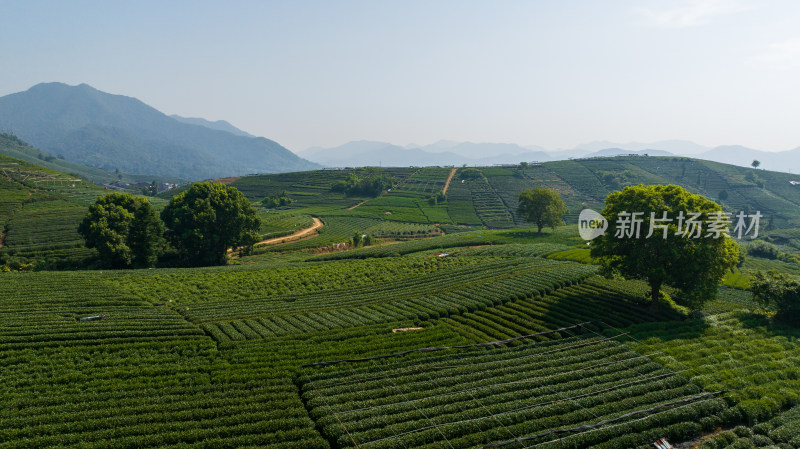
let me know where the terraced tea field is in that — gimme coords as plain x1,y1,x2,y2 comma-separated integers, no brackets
302,329,724,449
4,144,800,448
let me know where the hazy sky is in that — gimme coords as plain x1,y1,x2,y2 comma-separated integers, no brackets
2,0,799,152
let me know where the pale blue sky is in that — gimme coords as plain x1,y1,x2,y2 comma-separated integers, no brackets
2,0,799,152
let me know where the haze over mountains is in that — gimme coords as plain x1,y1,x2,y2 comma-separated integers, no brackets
300,140,800,173
169,115,255,138
1,83,798,179
0,83,319,180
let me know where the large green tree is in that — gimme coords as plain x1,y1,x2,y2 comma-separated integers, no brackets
78,193,165,268
590,184,740,309
161,182,261,266
517,187,567,233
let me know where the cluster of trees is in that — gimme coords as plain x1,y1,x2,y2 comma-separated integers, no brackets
459,168,484,180
79,182,261,268
141,181,159,196
261,192,293,209
351,232,375,248
752,270,800,325
330,172,394,197
596,169,633,190
78,193,166,268
748,240,800,263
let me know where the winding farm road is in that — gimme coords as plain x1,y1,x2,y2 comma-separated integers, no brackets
253,216,324,248
229,217,324,255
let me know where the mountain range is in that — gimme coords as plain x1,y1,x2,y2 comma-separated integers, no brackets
0,83,319,180
1,82,798,178
300,140,800,173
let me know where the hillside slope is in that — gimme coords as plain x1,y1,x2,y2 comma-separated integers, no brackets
0,83,320,180
220,157,800,233
0,132,184,185
0,151,112,268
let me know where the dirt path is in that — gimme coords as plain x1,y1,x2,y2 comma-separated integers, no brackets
254,216,323,247
347,199,370,210
229,217,324,254
442,167,457,195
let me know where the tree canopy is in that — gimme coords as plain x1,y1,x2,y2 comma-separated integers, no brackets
517,187,567,233
161,182,261,266
590,184,740,309
751,270,800,325
459,168,484,180
262,192,293,209
78,193,165,268
331,172,394,197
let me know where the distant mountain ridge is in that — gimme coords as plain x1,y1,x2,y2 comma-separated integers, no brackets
169,115,254,137
0,83,319,180
299,140,554,167
302,139,800,173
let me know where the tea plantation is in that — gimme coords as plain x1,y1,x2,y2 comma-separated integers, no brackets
3,138,800,447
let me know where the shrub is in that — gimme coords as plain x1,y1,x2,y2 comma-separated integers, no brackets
751,434,773,446
751,270,800,325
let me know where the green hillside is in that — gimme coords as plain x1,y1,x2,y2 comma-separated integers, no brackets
4,152,800,448
6,152,799,269
174,158,798,256
0,150,111,268
0,132,185,185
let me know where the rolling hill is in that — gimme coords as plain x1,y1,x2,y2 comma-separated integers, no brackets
4,151,800,270
3,151,800,448
221,156,800,232
0,132,184,185
0,83,320,180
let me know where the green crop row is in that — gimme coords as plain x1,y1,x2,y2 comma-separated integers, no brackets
441,277,684,343
626,311,800,425
111,256,486,305
191,260,596,339
302,335,722,449
699,405,800,448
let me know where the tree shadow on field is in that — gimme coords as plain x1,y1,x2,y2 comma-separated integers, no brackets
495,226,584,246
533,280,712,344
733,310,800,342
620,309,800,347
610,316,712,345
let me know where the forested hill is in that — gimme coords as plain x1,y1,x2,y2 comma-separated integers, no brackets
0,83,320,180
